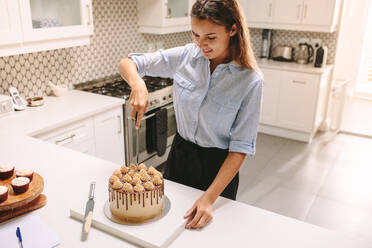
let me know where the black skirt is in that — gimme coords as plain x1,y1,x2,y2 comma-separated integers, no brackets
164,133,239,200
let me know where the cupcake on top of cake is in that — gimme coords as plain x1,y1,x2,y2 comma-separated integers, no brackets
108,163,164,222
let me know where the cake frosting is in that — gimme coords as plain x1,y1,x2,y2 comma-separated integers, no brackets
108,164,164,222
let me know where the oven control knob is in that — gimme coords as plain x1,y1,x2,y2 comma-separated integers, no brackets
163,96,166,101
154,99,160,104
150,101,153,106
168,94,172,98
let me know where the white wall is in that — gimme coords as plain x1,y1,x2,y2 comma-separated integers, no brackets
333,0,371,94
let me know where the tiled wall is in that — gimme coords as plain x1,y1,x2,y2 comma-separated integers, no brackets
0,0,338,98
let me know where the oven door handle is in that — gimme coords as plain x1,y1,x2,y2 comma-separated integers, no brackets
127,105,173,122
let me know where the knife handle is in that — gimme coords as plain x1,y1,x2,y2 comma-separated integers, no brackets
84,211,93,233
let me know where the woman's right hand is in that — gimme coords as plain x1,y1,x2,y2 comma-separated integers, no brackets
129,78,148,129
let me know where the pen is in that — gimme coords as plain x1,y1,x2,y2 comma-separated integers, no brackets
16,226,23,248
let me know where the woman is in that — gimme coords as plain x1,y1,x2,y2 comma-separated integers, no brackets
119,0,263,229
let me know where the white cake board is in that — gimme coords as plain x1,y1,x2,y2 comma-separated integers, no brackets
70,180,201,248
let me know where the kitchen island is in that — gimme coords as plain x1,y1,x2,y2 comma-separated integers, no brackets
0,134,370,248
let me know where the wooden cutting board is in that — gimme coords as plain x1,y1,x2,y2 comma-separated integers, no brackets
0,194,47,223
0,173,44,211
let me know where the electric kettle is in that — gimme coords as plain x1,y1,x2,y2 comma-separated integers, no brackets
295,43,314,64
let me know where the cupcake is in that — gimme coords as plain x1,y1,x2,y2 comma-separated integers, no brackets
0,165,15,180
15,169,34,181
11,177,30,194
0,185,8,203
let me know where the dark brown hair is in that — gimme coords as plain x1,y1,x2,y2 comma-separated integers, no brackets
191,0,260,72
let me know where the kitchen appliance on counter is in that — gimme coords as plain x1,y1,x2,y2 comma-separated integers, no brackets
272,46,294,62
0,95,14,117
314,44,328,68
295,42,314,64
75,75,176,168
260,29,272,59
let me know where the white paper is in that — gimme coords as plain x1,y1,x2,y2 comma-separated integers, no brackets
0,213,60,248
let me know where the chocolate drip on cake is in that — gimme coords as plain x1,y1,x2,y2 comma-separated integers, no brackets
126,194,128,210
116,192,119,208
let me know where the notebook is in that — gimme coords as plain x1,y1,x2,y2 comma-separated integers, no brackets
0,213,60,248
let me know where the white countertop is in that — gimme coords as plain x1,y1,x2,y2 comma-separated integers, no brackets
258,58,334,74
0,135,370,248
0,90,125,136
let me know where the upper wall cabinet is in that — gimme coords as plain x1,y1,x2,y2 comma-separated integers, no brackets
0,0,22,47
0,0,94,57
243,0,342,32
137,0,196,34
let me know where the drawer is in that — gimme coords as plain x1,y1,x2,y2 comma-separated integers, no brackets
35,117,95,148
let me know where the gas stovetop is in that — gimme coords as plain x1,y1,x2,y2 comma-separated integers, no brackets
75,75,174,111
75,76,173,100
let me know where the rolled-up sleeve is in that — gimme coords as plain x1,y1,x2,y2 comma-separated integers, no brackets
128,46,185,78
229,78,263,155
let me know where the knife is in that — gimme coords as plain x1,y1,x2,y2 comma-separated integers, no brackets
81,181,96,241
135,113,140,166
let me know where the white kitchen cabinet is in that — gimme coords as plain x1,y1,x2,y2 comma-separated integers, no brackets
137,0,195,34
260,68,280,125
301,0,337,26
243,0,341,33
34,117,96,156
258,65,332,143
244,0,273,23
277,72,318,132
0,0,22,46
273,0,303,25
34,107,125,164
0,0,93,57
94,107,125,164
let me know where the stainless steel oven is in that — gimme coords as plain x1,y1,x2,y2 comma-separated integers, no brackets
75,75,175,168
124,101,176,167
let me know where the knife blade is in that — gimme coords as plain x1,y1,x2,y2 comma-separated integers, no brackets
81,181,96,241
135,113,139,166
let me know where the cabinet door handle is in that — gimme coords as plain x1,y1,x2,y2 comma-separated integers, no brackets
303,4,307,19
117,115,122,134
55,134,76,145
292,80,307,85
269,3,272,17
297,4,301,19
86,4,91,25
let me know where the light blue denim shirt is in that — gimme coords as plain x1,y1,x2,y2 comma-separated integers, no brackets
129,43,263,155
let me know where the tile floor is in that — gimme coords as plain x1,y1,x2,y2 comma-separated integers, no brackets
237,132,372,243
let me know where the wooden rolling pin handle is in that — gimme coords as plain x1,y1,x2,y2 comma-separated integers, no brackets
84,211,93,233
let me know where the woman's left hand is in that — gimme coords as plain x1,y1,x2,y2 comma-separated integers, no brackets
184,194,214,229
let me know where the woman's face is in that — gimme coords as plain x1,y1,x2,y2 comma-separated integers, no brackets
191,17,236,63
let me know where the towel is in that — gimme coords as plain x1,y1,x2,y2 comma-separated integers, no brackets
156,108,168,156
145,108,168,156
146,114,156,154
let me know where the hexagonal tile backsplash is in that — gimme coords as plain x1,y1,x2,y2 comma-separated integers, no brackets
0,0,337,98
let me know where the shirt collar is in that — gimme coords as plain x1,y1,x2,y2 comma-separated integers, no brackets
193,45,243,73
193,46,204,59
